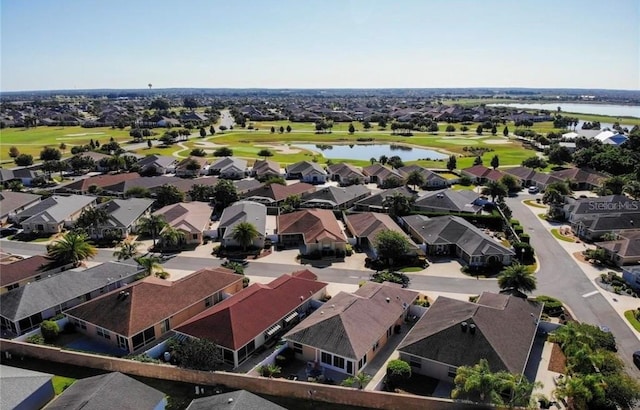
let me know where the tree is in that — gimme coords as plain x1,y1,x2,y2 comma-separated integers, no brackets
286,125,292,133
113,240,142,260
213,146,233,157
183,97,198,109
40,320,60,343
175,338,222,371
382,193,413,217
378,155,388,165
460,125,469,133
490,155,499,170
160,226,186,250
135,255,165,277
155,184,185,207
405,170,425,191
598,176,626,196
188,184,215,202
341,372,372,389
363,121,371,130
125,186,151,198
378,119,387,129
213,179,238,210
219,125,227,132
138,214,167,247
348,123,355,134
445,124,456,134
7,180,23,192
443,155,456,171
199,127,206,138
503,126,509,137
451,359,508,405
231,222,259,251
491,125,497,135
374,229,410,266
386,359,411,388
476,125,483,135
547,145,572,166
15,153,34,166
46,231,97,267
387,156,404,169
481,181,508,202
75,207,110,236
500,174,520,193
40,146,62,161
8,146,19,158
623,180,640,199
150,98,170,110
473,156,483,166
497,264,536,295
521,156,548,170
257,149,273,159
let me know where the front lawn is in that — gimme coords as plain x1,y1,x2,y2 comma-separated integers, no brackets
624,310,640,332
523,199,547,208
52,375,75,394
551,228,576,242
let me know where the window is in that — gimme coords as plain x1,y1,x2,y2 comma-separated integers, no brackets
96,327,111,340
409,359,422,369
387,326,393,337
333,356,345,369
372,341,379,352
132,326,155,350
346,361,353,374
321,352,332,365
293,342,303,354
161,318,171,333
6,284,19,291
358,354,367,369
74,319,87,330
192,234,198,240
204,296,213,308
447,366,457,378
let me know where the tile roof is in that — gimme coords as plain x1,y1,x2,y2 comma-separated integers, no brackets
176,271,327,350
284,282,418,359
278,209,346,244
60,172,140,192
243,182,315,203
0,254,51,287
414,189,481,213
154,202,213,234
65,267,242,336
219,201,267,240
186,390,285,410
1,365,53,410
398,293,542,374
1,261,140,322
17,195,96,225
402,215,514,257
0,191,41,219
344,212,418,250
47,372,165,410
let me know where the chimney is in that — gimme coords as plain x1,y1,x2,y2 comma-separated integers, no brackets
461,322,468,332
469,324,476,334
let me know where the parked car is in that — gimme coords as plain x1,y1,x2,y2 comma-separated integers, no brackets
527,186,540,194
0,227,18,238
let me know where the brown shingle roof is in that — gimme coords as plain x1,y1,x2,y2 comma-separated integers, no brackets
154,202,213,234
65,268,242,336
243,182,315,203
344,212,418,250
61,172,140,192
0,255,50,287
175,271,327,350
277,209,346,244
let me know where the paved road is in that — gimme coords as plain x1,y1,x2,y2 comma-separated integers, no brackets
506,194,640,378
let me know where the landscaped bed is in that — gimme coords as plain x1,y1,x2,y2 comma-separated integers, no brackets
550,228,576,242
547,343,567,373
624,310,640,332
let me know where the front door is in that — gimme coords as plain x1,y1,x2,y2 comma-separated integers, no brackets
117,335,128,351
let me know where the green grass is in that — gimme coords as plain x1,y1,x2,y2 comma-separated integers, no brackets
452,184,475,191
523,199,547,208
52,375,76,395
551,228,576,242
624,310,640,332
399,266,425,273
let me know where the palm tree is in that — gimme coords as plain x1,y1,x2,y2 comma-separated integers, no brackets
452,359,507,404
405,170,425,191
497,264,537,296
481,180,508,202
46,231,97,267
75,207,110,237
382,193,414,218
231,222,259,251
135,255,165,277
138,214,167,248
553,374,605,410
160,227,186,250
623,180,640,199
112,240,142,261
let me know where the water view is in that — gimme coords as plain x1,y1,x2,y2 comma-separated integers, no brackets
488,103,639,118
293,143,448,161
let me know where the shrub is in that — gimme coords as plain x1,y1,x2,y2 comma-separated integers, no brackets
27,334,45,344
459,175,473,186
40,320,60,342
345,244,353,256
386,359,411,388
535,295,564,316
63,321,76,334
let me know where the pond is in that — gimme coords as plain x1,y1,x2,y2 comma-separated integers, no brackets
488,103,639,118
293,144,448,161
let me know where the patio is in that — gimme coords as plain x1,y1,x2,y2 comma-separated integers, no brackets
57,332,128,357
276,358,351,386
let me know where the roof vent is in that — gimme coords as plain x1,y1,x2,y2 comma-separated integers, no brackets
469,324,476,334
385,297,390,303
461,322,468,332
228,398,234,403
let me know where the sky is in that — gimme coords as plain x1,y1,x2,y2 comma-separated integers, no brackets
1,0,639,91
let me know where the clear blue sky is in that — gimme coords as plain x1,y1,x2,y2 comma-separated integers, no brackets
1,0,638,91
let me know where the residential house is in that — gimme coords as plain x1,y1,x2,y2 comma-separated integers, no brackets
17,195,97,235
175,156,210,178
564,195,638,222
252,159,282,180
218,201,267,249
461,165,504,184
0,365,55,410
622,265,640,291
596,230,640,266
398,293,542,382
85,198,155,240
242,182,315,206
402,215,515,267
398,165,449,189
180,111,208,125
502,166,536,187
175,270,328,368
47,372,166,410
530,172,564,191
154,202,213,246
136,155,178,175
573,212,640,241
186,390,285,410
344,212,420,258
284,282,418,376
300,185,371,210
362,164,404,187
0,167,43,187
65,267,243,354
413,189,482,214
277,209,347,256
550,167,607,191
209,157,248,179
285,161,328,184
59,172,141,195
354,186,416,213
0,261,140,336
0,255,71,294
327,162,367,186
0,191,41,224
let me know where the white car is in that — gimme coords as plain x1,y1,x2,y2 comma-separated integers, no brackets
527,186,540,194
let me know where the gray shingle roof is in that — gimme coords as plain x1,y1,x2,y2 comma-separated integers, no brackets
98,198,154,228
402,215,514,257
47,372,165,410
1,365,53,410
136,154,176,168
354,186,415,209
187,390,285,410
0,261,140,321
398,293,542,374
286,161,327,176
414,189,481,213
0,191,41,219
210,157,247,172
219,201,267,240
16,195,96,224
301,185,370,208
